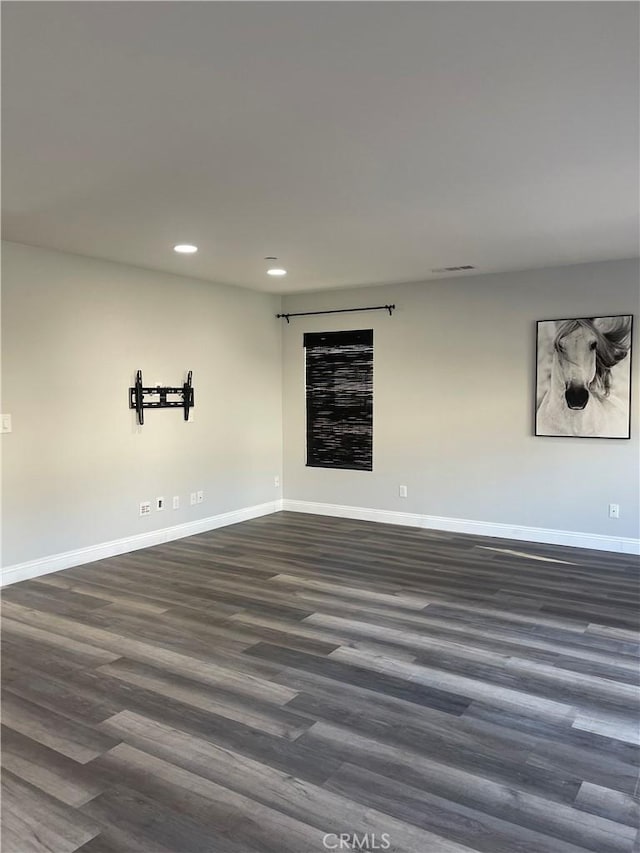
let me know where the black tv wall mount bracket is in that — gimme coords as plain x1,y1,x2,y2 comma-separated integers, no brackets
129,370,194,426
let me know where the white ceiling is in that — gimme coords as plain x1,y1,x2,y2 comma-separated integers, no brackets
2,2,638,294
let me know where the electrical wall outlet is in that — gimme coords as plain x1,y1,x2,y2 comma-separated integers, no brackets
190,492,197,506
196,490,204,504
1,414,12,434
399,485,408,498
139,501,151,517
173,495,180,510
274,475,280,488
609,503,620,519
156,496,165,511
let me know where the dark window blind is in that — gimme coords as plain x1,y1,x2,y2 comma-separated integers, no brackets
304,329,373,471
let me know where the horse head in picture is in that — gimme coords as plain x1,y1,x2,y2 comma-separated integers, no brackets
537,315,632,437
553,317,631,409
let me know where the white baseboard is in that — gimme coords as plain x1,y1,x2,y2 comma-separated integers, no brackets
282,499,640,556
3,497,637,587
282,499,424,529
1,500,283,587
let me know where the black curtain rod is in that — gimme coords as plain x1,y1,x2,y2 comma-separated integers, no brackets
276,304,395,323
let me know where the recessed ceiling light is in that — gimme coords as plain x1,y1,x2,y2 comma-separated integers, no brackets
174,244,198,254
267,268,287,276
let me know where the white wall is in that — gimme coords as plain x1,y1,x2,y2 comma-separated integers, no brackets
1,242,283,572
281,259,640,550
3,247,638,575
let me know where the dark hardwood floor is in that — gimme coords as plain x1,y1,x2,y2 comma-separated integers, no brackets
1,511,639,853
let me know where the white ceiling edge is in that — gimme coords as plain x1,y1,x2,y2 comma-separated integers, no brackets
4,238,638,299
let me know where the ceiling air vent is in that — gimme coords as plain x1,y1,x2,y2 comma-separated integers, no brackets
431,265,476,273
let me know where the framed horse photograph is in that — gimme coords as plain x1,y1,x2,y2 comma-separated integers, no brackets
535,314,633,439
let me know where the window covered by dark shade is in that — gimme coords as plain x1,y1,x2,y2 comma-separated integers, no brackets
304,329,373,471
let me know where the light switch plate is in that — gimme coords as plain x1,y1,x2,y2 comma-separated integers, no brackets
1,414,12,434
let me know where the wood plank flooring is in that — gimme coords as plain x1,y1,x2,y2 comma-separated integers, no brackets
2,511,639,853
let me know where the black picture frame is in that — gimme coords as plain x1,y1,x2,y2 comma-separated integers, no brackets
534,314,633,439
